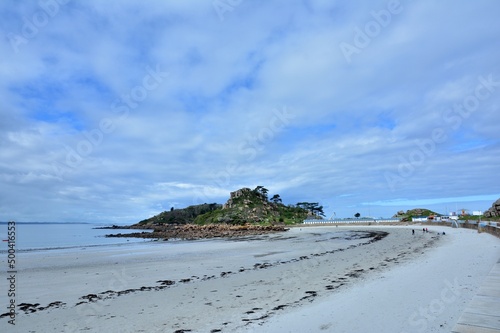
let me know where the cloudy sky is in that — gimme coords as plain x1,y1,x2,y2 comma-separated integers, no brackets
1,0,499,223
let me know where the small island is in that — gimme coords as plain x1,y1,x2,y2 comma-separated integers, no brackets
107,186,325,240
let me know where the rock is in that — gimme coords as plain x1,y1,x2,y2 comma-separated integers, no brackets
223,188,252,209
483,198,500,218
106,224,288,240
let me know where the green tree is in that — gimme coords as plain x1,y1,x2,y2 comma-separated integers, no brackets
312,204,325,217
271,194,282,204
253,186,269,200
354,212,360,218
297,202,325,217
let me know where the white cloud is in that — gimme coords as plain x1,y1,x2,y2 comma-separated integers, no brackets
363,194,500,209
0,0,499,222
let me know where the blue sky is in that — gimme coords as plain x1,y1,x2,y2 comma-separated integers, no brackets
1,0,499,223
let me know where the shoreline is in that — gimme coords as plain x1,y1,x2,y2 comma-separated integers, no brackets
1,226,498,332
105,223,289,240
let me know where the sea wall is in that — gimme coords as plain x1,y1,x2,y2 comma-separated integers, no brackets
403,221,500,239
481,224,500,238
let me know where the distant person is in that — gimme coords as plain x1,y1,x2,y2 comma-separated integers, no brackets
412,229,415,235
442,231,446,235
423,228,425,233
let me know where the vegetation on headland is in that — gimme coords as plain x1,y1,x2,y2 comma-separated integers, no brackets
137,203,222,225
393,208,441,222
135,186,324,228
110,186,328,240
193,187,314,225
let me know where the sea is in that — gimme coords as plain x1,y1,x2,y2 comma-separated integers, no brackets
0,222,151,253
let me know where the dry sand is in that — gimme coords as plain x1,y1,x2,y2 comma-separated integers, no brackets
1,225,498,333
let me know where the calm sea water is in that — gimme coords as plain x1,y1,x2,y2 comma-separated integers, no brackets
0,222,151,252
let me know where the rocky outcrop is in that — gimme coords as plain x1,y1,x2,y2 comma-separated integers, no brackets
107,224,288,240
132,186,309,228
196,187,287,224
483,198,500,218
392,208,440,222
223,188,253,209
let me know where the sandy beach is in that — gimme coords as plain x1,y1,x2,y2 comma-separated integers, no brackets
1,225,499,333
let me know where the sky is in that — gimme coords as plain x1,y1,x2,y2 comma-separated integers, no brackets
1,0,499,223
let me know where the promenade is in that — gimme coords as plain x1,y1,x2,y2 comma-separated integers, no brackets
452,258,500,333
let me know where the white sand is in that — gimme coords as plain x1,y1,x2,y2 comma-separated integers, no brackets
245,226,500,333
1,226,498,333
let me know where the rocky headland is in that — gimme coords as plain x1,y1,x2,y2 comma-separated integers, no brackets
483,198,500,218
107,186,314,240
392,208,440,221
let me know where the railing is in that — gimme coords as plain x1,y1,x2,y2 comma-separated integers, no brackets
303,218,401,224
